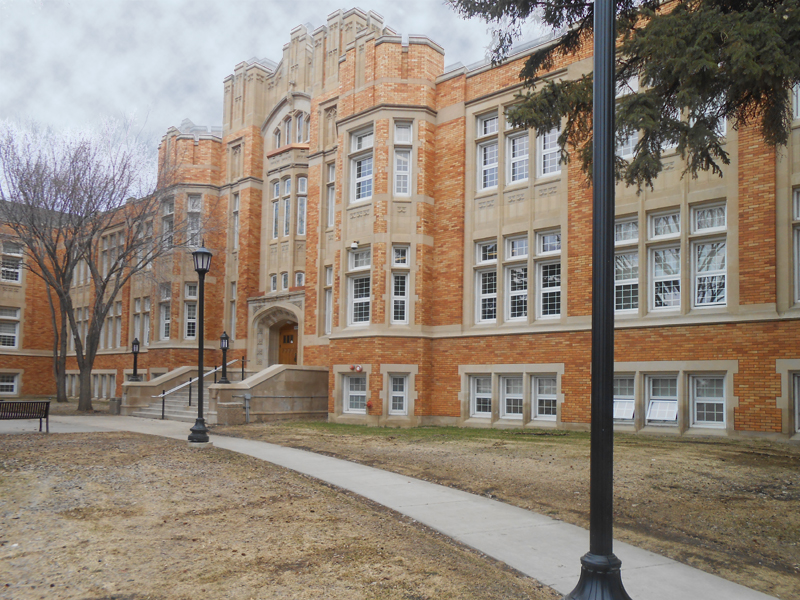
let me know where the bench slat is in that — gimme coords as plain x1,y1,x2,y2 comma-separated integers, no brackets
0,401,51,432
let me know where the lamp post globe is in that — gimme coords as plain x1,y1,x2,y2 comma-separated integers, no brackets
219,331,230,384
189,244,213,445
131,338,140,382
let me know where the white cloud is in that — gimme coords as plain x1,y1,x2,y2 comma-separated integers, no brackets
0,0,538,141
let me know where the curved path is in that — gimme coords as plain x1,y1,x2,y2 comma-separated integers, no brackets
4,415,777,600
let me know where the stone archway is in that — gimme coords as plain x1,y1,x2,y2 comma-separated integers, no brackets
252,306,300,369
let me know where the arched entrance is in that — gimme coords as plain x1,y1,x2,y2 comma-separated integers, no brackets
251,306,301,369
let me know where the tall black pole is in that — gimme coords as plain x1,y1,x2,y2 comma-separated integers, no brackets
564,0,632,597
188,270,209,443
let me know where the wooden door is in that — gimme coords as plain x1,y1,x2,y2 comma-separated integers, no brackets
278,323,298,365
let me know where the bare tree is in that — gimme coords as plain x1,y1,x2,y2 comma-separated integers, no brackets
0,119,199,411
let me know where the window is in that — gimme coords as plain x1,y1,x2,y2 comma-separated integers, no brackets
326,163,336,229
391,273,409,324
538,230,561,255
613,376,635,421
298,176,308,194
272,201,279,239
297,196,306,235
274,128,281,149
538,262,561,318
271,274,278,292
184,301,197,339
349,275,371,325
0,373,19,395
296,114,305,143
185,282,197,299
617,130,638,159
501,376,523,418
143,298,151,345
692,375,725,427
615,217,638,244
615,252,639,312
471,376,492,417
615,74,639,98
652,247,681,309
281,272,289,290
477,241,498,264
229,282,237,340
477,270,497,323
506,266,528,321
295,272,305,287
534,376,557,420
187,194,201,246
0,307,20,348
283,197,291,237
646,376,678,424
162,199,174,248
114,301,122,348
232,193,240,250
133,298,141,347
345,375,367,414
160,302,171,340
395,122,412,144
273,181,280,199
389,375,408,415
538,128,561,176
324,266,333,336
350,248,371,270
392,246,409,267
694,241,726,306
794,84,800,120
1,242,22,283
284,117,292,144
479,141,498,189
478,114,498,136
508,134,529,182
693,204,726,233
284,178,291,196
507,236,528,259
650,210,680,239
394,149,411,195
351,128,374,203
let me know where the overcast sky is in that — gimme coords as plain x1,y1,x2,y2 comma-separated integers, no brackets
0,0,545,145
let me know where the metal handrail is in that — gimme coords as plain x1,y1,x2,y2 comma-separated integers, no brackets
151,359,239,398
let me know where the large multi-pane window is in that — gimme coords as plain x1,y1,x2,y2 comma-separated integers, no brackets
692,375,725,427
538,128,561,176
0,307,20,349
476,241,497,323
283,196,291,237
1,242,22,283
161,199,174,249
537,230,561,318
646,376,678,424
349,276,371,325
389,375,408,416
471,376,492,417
0,373,18,395
324,266,333,335
143,297,151,345
229,282,237,340
159,284,171,340
231,193,240,250
501,376,523,418
184,282,198,339
394,122,412,196
345,375,367,413
351,128,374,203
505,235,528,322
391,273,409,324
693,203,727,307
508,134,529,182
615,216,639,312
326,163,336,229
476,113,499,191
652,247,681,309
272,201,279,240
613,376,635,421
297,195,306,236
188,194,201,246
534,376,557,420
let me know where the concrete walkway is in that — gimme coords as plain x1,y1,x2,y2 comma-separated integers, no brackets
7,415,777,600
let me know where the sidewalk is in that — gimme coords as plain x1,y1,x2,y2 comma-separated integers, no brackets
22,416,779,599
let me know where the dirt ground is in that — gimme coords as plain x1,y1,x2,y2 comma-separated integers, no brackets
0,432,558,600
213,421,800,599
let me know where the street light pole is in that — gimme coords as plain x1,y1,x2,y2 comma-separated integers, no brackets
188,244,212,445
219,331,230,384
131,338,140,382
564,0,632,597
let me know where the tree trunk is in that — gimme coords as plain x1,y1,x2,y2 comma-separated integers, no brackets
46,285,69,403
77,365,94,412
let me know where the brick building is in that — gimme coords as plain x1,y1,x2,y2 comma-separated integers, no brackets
3,7,800,440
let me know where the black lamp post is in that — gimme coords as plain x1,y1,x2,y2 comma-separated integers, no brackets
188,244,212,444
564,0,632,598
131,338,140,381
219,331,230,384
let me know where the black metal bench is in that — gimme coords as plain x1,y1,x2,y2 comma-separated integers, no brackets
0,401,51,433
